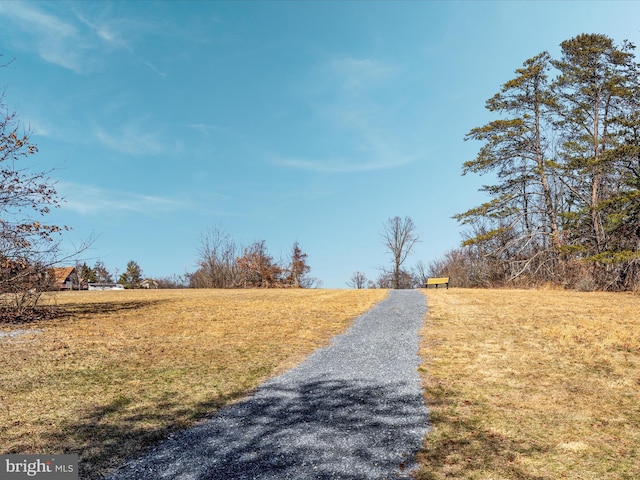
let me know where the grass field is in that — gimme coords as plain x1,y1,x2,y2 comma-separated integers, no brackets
416,288,640,480
0,288,387,478
3,287,639,479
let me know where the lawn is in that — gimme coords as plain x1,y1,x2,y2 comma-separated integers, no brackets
416,288,640,480
0,288,387,479
4,287,638,479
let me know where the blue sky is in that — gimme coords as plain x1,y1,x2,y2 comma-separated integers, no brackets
1,1,640,288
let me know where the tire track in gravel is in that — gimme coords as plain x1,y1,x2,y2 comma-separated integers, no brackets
106,289,430,480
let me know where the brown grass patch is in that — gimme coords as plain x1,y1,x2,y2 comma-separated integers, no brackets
416,288,640,480
0,288,386,478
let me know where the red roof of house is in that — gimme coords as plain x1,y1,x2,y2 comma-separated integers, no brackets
52,267,75,284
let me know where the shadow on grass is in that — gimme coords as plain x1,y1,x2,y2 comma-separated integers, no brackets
48,378,426,480
58,300,167,318
45,389,250,479
414,384,551,480
0,299,166,325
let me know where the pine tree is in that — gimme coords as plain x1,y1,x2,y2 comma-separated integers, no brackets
456,52,562,280
118,260,143,289
287,242,310,288
551,33,638,256
456,34,640,288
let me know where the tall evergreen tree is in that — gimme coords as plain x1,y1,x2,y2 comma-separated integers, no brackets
118,260,143,289
78,262,97,283
551,33,638,255
286,242,310,288
456,33,640,289
456,52,562,279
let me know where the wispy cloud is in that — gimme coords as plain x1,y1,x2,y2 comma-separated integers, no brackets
0,2,165,76
275,56,422,173
328,57,395,93
188,123,233,137
94,123,165,156
74,11,166,77
273,115,422,172
24,115,55,139
0,2,89,73
273,154,416,173
58,183,190,216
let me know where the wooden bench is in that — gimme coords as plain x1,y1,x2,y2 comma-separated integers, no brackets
425,277,450,289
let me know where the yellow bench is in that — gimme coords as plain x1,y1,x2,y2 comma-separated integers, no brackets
425,277,450,289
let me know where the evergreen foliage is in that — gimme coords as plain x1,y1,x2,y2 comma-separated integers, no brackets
449,33,640,290
118,260,143,289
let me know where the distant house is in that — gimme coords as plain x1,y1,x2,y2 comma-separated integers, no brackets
140,279,159,289
50,267,76,290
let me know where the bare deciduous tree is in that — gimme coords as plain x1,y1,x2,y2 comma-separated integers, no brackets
195,226,239,288
0,82,77,317
346,271,368,289
93,260,113,283
412,260,429,287
380,216,420,289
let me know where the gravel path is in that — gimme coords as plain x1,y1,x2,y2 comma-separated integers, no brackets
106,289,430,480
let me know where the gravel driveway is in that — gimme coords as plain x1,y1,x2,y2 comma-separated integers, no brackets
106,289,430,480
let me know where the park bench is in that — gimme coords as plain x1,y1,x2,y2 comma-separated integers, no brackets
425,277,450,289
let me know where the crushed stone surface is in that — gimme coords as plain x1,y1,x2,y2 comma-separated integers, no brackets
106,289,430,480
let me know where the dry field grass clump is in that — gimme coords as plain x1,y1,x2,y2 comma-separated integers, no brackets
416,288,640,480
0,288,387,479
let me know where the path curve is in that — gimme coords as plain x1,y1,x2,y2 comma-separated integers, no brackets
107,289,430,480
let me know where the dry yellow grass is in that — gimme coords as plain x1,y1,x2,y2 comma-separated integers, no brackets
0,288,386,478
416,288,640,480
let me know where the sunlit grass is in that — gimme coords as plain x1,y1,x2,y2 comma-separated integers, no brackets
0,288,387,478
416,288,640,479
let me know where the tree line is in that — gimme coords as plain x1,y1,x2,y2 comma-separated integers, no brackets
70,260,179,289
188,226,316,288
66,229,316,291
431,33,640,291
